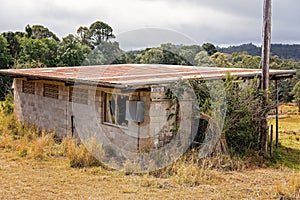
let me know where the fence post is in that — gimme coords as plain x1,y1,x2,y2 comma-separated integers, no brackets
270,124,273,157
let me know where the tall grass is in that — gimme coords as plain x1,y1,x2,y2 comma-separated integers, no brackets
0,102,103,167
61,137,103,168
276,172,300,199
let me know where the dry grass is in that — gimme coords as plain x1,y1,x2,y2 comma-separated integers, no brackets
0,106,299,199
61,137,103,168
0,147,295,199
278,103,299,115
276,172,300,199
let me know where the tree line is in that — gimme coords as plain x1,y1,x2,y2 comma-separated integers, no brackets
0,21,300,110
219,43,300,61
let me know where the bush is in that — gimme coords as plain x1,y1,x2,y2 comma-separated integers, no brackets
1,93,14,115
168,75,265,156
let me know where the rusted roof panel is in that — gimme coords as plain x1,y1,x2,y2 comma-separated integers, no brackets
0,64,296,88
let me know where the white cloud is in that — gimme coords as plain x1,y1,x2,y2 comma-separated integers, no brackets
0,0,299,48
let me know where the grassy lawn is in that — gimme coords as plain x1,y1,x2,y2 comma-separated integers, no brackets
0,105,299,199
269,113,300,170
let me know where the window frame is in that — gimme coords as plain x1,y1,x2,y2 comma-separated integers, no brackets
103,92,129,128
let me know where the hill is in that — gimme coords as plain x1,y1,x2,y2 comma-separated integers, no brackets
218,43,300,60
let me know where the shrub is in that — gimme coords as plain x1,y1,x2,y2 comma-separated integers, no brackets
168,76,264,156
0,93,14,115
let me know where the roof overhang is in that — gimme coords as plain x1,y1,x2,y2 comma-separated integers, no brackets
0,64,296,89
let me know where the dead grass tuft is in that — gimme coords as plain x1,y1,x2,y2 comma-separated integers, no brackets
276,172,300,199
61,137,103,168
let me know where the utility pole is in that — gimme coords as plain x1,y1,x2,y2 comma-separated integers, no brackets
260,0,272,156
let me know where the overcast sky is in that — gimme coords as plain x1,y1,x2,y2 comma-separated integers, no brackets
0,0,299,50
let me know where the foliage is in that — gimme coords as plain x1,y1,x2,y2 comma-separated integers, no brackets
210,52,230,67
1,31,21,59
219,43,261,56
57,34,90,66
0,35,13,69
230,52,261,69
0,22,299,104
0,93,14,114
291,81,300,112
138,47,191,65
223,76,264,155
77,21,115,49
194,51,213,66
83,41,123,65
202,43,218,56
0,76,12,101
17,37,50,67
25,24,60,41
219,43,300,60
166,75,264,156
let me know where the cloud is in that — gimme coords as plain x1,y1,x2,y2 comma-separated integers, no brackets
0,0,299,49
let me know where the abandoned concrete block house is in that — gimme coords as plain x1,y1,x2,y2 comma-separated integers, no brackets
0,64,296,151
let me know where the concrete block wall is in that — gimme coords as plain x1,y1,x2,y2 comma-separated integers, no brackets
13,78,194,152
14,79,68,137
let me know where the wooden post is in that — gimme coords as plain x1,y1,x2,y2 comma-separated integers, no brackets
71,115,75,137
275,80,279,148
260,0,272,156
270,125,273,157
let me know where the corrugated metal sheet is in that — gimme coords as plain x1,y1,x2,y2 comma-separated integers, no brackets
0,64,296,88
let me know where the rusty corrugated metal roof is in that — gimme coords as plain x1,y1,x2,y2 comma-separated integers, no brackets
0,64,296,88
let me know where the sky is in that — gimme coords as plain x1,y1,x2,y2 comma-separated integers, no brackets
0,0,299,50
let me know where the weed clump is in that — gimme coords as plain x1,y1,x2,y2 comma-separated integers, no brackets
61,137,103,168
276,172,300,199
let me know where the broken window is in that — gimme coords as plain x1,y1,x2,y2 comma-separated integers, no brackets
104,93,129,127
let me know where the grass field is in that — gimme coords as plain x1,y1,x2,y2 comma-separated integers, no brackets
0,105,299,199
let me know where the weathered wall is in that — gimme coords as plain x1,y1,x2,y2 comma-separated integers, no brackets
14,79,68,137
13,79,194,152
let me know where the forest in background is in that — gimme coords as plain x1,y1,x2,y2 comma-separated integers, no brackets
0,21,299,108
218,43,300,60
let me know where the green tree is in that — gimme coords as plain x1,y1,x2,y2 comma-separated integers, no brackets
233,55,261,69
2,32,21,59
194,51,213,66
89,21,115,45
138,47,189,65
43,38,59,67
76,21,116,49
112,53,134,64
17,37,49,68
138,48,164,64
57,34,90,66
291,81,300,112
202,43,218,56
83,41,122,65
77,26,90,46
210,52,230,67
26,24,60,41
0,35,12,69
160,43,178,53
